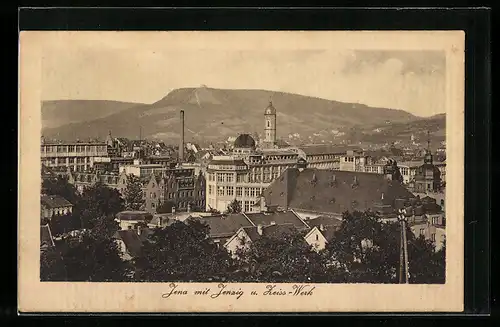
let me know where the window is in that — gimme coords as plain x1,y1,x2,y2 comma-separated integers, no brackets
217,186,224,196
431,233,436,242
217,173,223,182
250,188,256,197
244,188,250,197
151,203,155,209
315,234,319,241
420,228,425,236
150,192,154,198
236,187,243,197
226,186,234,197
226,173,234,183
236,174,246,183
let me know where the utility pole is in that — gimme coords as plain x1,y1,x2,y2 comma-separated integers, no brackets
398,209,410,284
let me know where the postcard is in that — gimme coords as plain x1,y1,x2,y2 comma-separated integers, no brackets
19,30,464,312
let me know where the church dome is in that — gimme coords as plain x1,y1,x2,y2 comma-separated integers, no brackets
264,101,276,115
234,134,256,148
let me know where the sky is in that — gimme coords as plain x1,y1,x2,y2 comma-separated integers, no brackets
42,48,446,117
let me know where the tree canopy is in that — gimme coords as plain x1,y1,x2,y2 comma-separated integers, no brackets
134,218,236,282
234,230,338,283
74,182,124,230
124,174,145,211
226,199,242,214
326,211,445,284
41,175,80,205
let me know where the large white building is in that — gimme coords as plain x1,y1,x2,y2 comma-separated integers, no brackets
41,138,109,172
205,102,363,213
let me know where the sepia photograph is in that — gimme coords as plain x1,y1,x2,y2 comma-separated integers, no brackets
19,31,465,312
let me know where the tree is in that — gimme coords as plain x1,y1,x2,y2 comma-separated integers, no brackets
326,210,446,284
226,199,242,214
134,218,236,282
123,174,145,211
156,200,176,214
234,230,336,283
40,246,67,281
42,175,80,206
49,212,73,236
59,226,130,282
75,182,124,230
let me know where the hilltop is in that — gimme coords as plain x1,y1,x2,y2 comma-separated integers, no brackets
42,87,420,143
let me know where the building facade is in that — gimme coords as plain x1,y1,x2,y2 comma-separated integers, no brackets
41,139,109,172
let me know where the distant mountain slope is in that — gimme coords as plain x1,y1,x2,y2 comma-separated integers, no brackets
42,100,146,129
42,87,418,143
341,113,446,145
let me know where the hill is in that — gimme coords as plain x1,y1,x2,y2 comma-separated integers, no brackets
340,113,446,146
41,87,418,143
42,100,146,129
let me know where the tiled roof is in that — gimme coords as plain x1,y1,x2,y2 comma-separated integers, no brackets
41,195,73,209
320,227,337,241
195,214,254,238
263,168,415,215
306,216,342,229
208,159,247,166
241,223,298,242
244,211,309,230
40,224,55,247
116,211,153,221
115,230,144,257
299,145,362,156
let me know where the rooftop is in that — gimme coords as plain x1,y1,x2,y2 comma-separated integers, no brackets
40,195,73,209
263,168,416,214
195,214,254,238
298,145,363,156
244,211,309,230
116,211,154,221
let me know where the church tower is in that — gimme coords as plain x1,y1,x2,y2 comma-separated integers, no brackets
264,100,277,147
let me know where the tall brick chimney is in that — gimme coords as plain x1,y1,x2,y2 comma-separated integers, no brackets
179,110,185,162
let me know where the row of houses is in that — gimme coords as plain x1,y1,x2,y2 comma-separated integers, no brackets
41,163,206,215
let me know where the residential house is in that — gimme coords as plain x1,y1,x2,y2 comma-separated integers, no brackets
67,170,121,194
194,213,255,247
410,220,446,252
40,195,73,219
224,223,299,257
303,216,342,251
115,210,154,230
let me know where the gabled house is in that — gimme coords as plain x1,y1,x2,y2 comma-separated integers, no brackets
224,223,299,257
303,216,342,251
40,195,73,219
115,211,154,230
